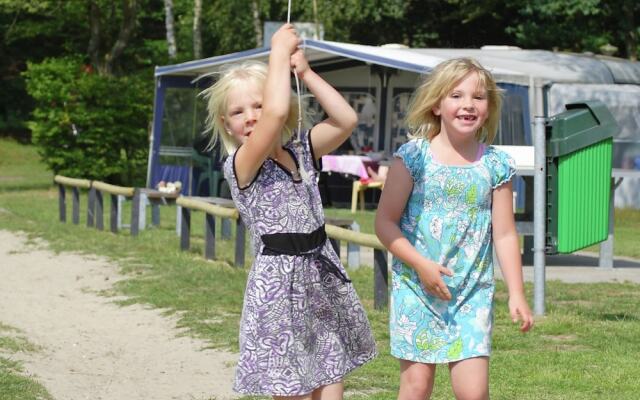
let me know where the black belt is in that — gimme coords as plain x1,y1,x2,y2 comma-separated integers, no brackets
261,224,351,284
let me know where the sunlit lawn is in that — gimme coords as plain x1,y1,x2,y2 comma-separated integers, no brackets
1,138,640,399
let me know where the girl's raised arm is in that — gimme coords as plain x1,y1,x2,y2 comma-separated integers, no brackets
291,50,358,158
234,24,300,187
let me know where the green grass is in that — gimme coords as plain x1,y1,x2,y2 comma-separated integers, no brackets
0,138,52,192
0,323,52,400
2,190,640,399
1,138,640,399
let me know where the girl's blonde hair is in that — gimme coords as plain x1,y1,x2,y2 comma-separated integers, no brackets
200,61,304,155
405,57,502,144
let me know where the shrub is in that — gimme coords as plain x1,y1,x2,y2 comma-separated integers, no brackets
24,57,153,186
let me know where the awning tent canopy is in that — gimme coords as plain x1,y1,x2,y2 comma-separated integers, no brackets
149,39,640,207
155,39,640,85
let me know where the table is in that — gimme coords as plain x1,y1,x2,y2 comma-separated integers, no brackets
321,155,379,180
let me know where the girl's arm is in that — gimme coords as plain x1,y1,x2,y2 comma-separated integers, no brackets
492,181,534,332
375,158,453,301
235,24,299,187
290,50,358,158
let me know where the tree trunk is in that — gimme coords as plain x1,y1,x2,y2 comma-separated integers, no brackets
88,1,101,70
312,0,320,39
251,0,262,47
164,0,177,60
104,0,137,75
622,1,637,61
193,0,202,59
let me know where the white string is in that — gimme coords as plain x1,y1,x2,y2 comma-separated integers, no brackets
286,0,310,182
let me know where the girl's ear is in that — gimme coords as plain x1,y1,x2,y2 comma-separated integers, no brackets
432,106,441,116
220,117,230,134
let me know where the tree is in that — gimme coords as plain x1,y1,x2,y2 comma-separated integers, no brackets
88,0,139,76
503,0,638,59
193,0,202,58
164,0,177,59
251,0,262,47
0,1,87,136
24,58,152,185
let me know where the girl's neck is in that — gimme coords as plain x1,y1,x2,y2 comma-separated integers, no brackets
431,131,482,165
270,146,287,160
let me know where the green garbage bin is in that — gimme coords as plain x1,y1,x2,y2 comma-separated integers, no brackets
545,101,617,254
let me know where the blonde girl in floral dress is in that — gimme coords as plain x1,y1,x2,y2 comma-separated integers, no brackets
376,58,534,400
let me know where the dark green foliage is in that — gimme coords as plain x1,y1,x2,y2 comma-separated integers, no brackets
23,57,152,186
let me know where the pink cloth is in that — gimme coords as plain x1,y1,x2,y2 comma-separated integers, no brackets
321,155,374,180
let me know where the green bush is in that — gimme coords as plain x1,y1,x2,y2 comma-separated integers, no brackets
23,57,152,186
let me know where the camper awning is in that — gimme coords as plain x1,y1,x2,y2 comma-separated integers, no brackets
154,39,527,85
155,39,640,87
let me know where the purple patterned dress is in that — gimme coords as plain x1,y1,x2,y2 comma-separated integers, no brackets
223,130,377,396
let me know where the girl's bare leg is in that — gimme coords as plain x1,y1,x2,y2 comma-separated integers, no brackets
398,359,436,400
312,381,343,400
272,381,343,400
448,357,489,400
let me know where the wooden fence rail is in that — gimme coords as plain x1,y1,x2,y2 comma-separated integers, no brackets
53,175,91,225
91,181,140,236
175,196,245,268
325,224,388,310
53,178,389,310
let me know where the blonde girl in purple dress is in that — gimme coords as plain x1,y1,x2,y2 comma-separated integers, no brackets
201,24,376,399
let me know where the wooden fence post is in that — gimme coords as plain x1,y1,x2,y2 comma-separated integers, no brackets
221,218,232,240
151,203,161,226
373,249,388,310
205,214,216,260
87,187,95,227
71,187,80,225
110,194,118,233
95,190,104,230
180,207,191,250
234,218,245,268
347,221,360,268
58,184,66,222
130,188,140,237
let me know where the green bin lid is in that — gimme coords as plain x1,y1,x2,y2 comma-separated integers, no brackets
546,100,618,157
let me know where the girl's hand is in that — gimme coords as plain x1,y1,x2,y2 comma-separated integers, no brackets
508,294,534,332
416,263,453,301
271,23,300,56
290,49,310,78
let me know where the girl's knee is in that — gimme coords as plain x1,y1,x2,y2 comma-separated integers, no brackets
451,387,489,400
449,357,489,400
399,365,435,399
399,379,432,399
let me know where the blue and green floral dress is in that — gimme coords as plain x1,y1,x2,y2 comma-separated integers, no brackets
390,138,515,363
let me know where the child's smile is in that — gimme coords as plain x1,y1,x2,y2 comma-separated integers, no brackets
434,72,488,139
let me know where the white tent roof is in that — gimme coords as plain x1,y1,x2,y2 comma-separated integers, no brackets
155,39,640,87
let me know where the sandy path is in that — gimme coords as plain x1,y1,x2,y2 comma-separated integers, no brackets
0,230,238,400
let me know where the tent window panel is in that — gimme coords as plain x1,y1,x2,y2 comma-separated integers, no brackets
390,89,413,154
497,91,527,145
614,142,640,169
161,87,200,148
308,89,377,154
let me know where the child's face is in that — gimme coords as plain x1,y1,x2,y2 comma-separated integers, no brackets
222,80,263,145
433,72,489,140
